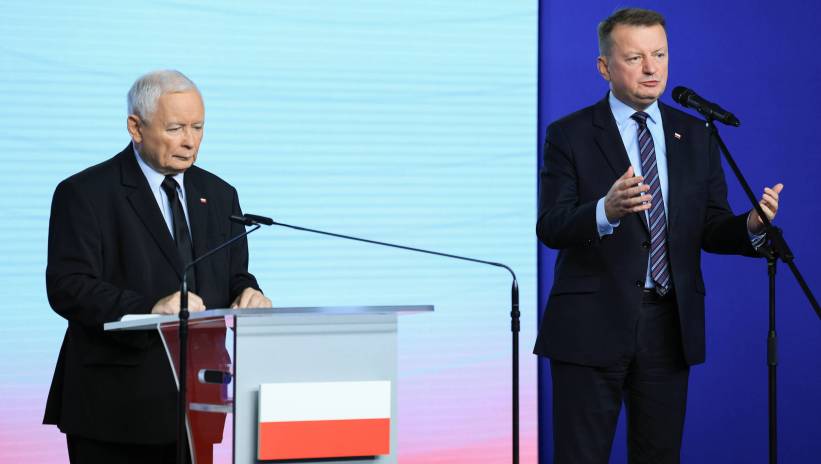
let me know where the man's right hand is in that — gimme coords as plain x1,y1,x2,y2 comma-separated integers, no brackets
604,166,652,222
151,291,206,315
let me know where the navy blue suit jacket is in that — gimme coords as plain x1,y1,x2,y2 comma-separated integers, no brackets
534,96,758,367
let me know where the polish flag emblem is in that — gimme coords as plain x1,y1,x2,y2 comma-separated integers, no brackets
673,132,682,139
200,197,207,204
258,381,391,460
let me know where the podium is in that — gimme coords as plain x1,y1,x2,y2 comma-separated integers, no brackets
105,305,432,463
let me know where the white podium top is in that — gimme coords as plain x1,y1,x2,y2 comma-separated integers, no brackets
104,305,434,331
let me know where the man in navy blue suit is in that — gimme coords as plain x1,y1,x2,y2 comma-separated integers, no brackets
534,8,782,464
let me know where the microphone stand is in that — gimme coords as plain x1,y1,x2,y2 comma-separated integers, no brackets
268,219,521,464
705,117,821,464
177,221,263,464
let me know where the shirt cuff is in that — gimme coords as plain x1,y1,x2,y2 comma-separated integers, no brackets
747,212,767,250
596,197,620,238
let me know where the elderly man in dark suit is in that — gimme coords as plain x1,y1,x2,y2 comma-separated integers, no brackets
44,69,272,463
534,8,782,464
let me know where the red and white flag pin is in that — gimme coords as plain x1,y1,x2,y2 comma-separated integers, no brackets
673,132,682,140
200,197,207,204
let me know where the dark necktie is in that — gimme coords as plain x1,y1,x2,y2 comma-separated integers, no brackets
160,175,196,292
631,111,671,296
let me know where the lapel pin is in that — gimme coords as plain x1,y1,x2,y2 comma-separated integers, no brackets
673,132,682,140
200,197,207,205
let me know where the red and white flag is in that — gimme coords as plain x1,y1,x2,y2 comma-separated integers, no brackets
258,380,391,460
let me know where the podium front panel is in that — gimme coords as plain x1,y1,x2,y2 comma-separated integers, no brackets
234,313,398,464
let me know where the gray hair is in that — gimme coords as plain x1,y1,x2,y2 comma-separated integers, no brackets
127,70,199,123
598,8,666,57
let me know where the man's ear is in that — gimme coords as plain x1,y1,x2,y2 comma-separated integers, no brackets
597,56,610,81
127,115,143,143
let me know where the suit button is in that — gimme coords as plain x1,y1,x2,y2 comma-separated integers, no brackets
641,240,650,249
635,280,643,287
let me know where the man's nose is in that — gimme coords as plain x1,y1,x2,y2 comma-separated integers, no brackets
643,57,657,75
181,127,194,148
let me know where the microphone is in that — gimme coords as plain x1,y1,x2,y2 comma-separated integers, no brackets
181,216,270,306
672,86,741,127
176,212,270,464
230,213,274,226
264,218,522,464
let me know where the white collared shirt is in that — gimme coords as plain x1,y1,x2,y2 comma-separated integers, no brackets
133,142,191,239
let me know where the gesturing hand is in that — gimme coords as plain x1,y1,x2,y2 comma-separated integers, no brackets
604,166,652,222
747,183,784,235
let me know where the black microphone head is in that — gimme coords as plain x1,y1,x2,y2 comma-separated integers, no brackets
671,86,692,105
245,213,274,226
230,215,255,226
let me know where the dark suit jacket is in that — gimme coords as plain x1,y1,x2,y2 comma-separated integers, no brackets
44,144,260,443
533,96,758,367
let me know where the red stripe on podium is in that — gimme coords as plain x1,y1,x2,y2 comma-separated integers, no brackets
258,418,390,460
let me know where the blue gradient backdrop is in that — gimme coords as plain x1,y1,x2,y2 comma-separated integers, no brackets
0,2,538,462
537,2,821,463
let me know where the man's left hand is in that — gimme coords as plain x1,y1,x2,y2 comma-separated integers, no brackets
747,183,784,235
231,287,272,309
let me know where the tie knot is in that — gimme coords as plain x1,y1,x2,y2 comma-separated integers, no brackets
631,111,649,127
161,176,180,197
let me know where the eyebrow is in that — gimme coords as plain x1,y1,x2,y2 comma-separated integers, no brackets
166,121,204,126
622,47,666,56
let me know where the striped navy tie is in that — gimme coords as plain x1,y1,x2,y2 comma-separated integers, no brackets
632,111,671,296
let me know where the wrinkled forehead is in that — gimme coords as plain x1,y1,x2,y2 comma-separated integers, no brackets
154,91,205,121
610,24,668,54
